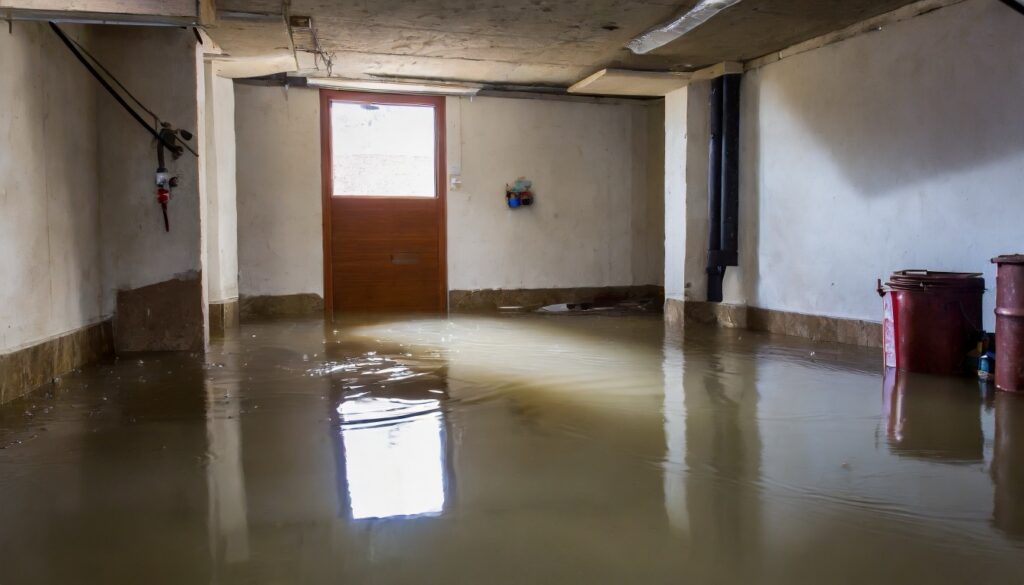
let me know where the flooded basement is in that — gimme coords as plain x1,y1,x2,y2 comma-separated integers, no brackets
0,313,1022,584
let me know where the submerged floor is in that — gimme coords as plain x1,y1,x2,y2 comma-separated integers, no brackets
0,314,1022,584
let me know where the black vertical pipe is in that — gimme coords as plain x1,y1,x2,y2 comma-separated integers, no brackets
706,77,726,302
706,73,741,303
720,74,741,264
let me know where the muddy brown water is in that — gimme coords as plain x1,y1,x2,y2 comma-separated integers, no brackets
0,314,1022,584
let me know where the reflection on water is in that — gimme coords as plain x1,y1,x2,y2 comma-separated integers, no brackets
883,367,1024,541
338,397,447,519
882,367,984,461
205,375,251,564
993,391,1024,539
0,314,1022,584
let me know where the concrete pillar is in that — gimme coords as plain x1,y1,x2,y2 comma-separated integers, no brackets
203,61,240,335
94,26,208,352
664,79,752,326
663,86,689,308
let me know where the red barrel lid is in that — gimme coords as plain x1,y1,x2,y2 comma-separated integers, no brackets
885,270,985,292
992,254,1024,265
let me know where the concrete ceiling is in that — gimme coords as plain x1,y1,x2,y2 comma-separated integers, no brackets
208,0,922,87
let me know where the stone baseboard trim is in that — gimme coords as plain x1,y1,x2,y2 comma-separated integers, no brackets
239,293,325,320
209,298,240,336
450,285,664,313
0,320,114,405
665,299,882,348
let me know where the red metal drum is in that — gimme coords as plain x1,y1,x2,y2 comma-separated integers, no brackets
881,270,984,376
992,255,1024,393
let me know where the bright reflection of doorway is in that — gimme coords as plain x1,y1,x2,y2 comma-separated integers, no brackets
339,397,447,519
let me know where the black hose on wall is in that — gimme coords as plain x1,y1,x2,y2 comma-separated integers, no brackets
707,77,725,302
706,73,741,303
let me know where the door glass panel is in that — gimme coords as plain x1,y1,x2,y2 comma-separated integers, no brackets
330,102,436,197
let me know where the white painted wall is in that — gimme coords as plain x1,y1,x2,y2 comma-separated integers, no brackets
742,0,1024,328
2,23,211,354
0,23,105,353
641,104,666,288
683,82,713,303
94,26,205,308
235,84,324,298
446,96,663,290
234,87,664,299
204,62,239,303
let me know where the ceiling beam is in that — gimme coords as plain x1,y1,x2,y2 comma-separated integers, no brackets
567,62,742,97
0,0,196,25
0,0,194,16
690,62,744,82
568,69,691,97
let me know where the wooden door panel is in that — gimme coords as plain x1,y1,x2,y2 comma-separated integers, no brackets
332,252,440,270
334,284,442,313
333,266,441,284
331,201,438,239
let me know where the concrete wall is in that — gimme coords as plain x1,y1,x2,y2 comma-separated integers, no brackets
2,21,213,362
94,25,207,351
235,85,324,298
447,95,663,290
95,26,204,301
235,87,664,300
740,0,1024,328
204,62,239,304
0,23,104,353
642,105,666,289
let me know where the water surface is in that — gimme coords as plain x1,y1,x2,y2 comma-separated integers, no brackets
0,314,1021,584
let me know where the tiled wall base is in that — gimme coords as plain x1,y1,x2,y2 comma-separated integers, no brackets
450,285,664,313
209,299,240,336
0,320,113,405
239,294,324,320
666,299,882,348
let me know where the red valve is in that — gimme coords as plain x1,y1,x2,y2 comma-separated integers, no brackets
157,187,170,232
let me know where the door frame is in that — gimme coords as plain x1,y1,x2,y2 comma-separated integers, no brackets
319,89,448,317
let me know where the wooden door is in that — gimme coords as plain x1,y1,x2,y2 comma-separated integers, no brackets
320,91,447,315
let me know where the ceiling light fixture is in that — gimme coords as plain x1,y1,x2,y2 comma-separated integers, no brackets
627,0,742,55
305,77,481,96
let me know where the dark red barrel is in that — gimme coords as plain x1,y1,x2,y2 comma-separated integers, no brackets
880,270,984,376
992,255,1024,393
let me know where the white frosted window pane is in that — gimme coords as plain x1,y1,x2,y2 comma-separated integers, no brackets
331,102,436,197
